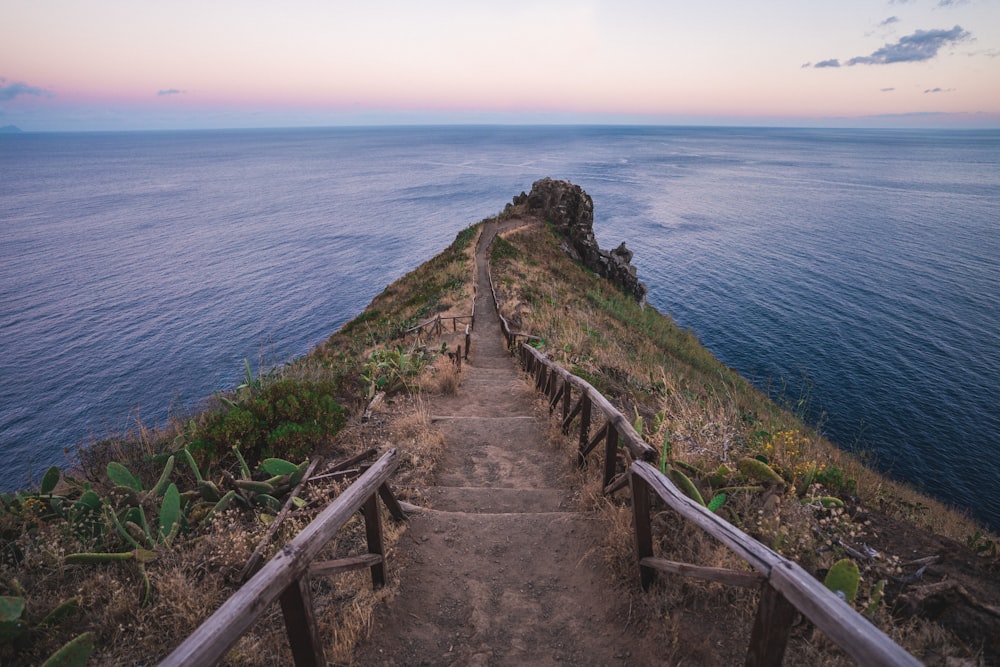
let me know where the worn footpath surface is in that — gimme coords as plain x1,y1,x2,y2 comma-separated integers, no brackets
352,222,664,666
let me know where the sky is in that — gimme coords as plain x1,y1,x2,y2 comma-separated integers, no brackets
2,0,999,131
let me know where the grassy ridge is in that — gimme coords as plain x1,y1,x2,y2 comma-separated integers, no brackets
491,218,998,663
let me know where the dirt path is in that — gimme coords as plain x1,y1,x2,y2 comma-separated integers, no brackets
353,221,663,666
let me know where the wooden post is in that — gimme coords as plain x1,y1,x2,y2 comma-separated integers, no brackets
279,576,325,667
630,472,655,591
362,494,386,588
578,395,592,450
378,482,407,521
745,584,796,667
562,396,584,435
456,345,462,370
549,382,564,415
562,380,571,423
464,326,470,359
603,426,619,489
160,450,400,667
579,422,609,467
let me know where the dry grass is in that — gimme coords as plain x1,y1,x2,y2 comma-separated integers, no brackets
419,355,464,395
495,216,997,665
492,219,991,538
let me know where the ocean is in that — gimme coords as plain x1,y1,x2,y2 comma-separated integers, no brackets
2,126,998,529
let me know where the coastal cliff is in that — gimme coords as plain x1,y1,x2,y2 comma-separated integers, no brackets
2,181,997,666
509,177,648,303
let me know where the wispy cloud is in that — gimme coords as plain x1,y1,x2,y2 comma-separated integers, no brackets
849,25,970,64
881,87,896,92
157,88,185,96
814,25,971,68
879,16,900,27
937,0,969,7
0,79,53,101
924,87,955,93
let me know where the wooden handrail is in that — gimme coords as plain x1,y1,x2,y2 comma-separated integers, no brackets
404,313,474,336
515,339,920,665
159,448,401,667
631,461,921,666
520,344,657,463
485,223,918,664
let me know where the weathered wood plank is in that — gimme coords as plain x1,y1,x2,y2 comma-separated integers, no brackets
768,560,922,666
631,461,779,574
578,421,609,465
159,449,400,667
327,448,379,474
562,395,584,434
632,460,921,666
562,376,571,422
745,583,795,667
548,382,565,415
309,553,383,577
602,426,620,489
578,395,592,450
362,493,386,588
279,575,325,667
520,345,656,462
630,472,656,591
378,482,407,522
603,471,630,496
639,557,764,589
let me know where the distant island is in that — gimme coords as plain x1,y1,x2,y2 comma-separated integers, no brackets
0,125,24,133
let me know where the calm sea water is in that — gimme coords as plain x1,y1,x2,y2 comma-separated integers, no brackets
2,126,998,529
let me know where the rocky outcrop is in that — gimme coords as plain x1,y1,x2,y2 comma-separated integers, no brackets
510,178,648,303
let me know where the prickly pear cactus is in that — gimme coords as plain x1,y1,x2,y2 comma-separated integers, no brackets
736,458,785,490
667,466,705,506
825,558,860,603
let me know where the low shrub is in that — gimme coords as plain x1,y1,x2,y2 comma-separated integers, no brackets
190,378,345,467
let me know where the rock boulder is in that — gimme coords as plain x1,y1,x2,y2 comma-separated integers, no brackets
511,178,648,303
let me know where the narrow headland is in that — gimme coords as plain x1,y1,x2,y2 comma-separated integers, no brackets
1,180,998,666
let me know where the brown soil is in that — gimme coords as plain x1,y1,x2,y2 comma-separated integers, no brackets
352,222,667,666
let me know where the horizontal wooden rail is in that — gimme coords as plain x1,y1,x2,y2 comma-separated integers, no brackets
520,343,657,465
631,461,920,666
506,301,918,664
404,313,474,337
160,448,402,667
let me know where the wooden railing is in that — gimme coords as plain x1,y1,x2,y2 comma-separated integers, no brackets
404,313,474,338
482,227,919,665
159,448,404,667
516,343,921,667
404,314,472,363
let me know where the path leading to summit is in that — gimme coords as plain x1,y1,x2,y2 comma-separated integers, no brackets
353,221,663,666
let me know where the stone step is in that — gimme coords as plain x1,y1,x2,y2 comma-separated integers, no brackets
419,486,573,513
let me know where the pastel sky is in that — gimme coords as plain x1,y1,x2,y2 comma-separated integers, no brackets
2,0,999,131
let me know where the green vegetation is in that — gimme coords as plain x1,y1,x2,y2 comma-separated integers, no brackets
190,377,346,466
1,223,481,665
825,557,861,602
